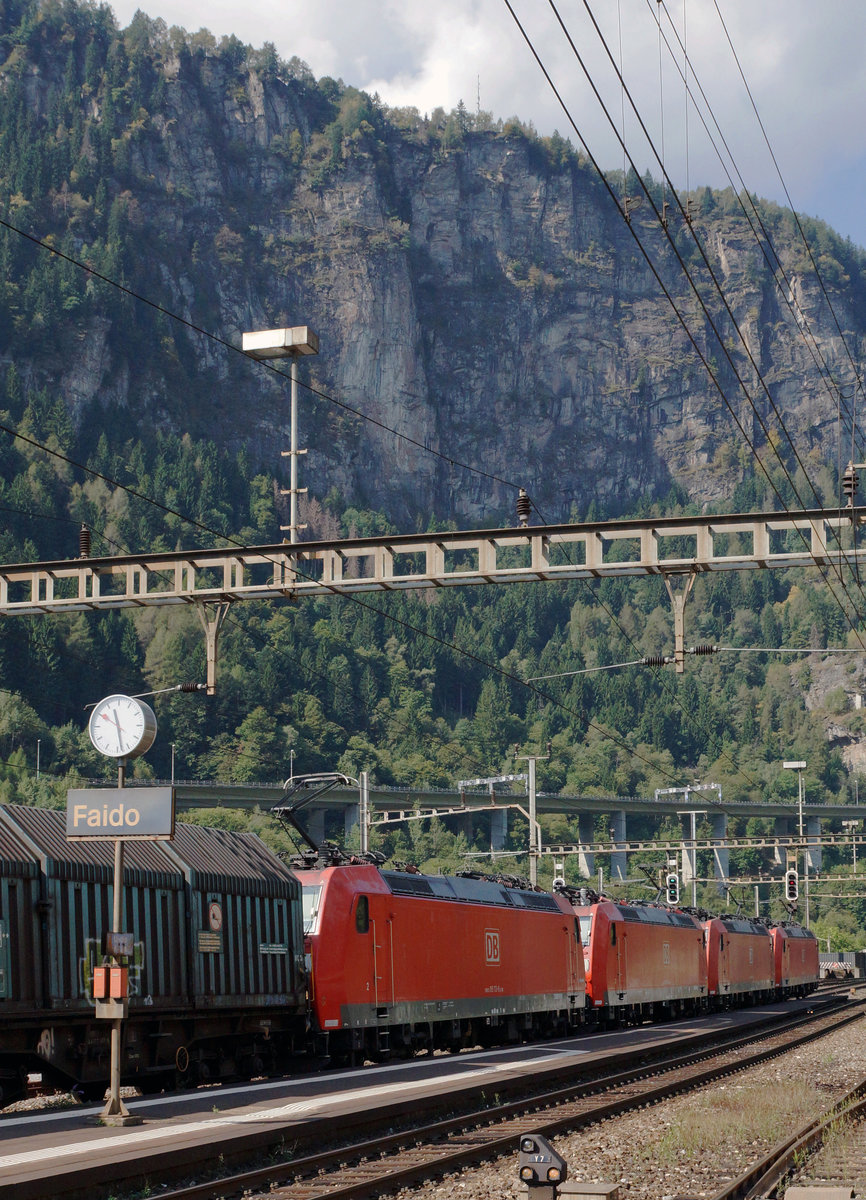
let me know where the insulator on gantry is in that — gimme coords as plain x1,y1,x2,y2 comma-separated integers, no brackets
516,488,532,527
78,524,91,558
843,461,860,505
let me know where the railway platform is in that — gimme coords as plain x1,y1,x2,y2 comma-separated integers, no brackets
0,1001,824,1200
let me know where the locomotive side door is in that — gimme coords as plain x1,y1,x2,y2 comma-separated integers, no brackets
370,909,394,1012
611,920,626,998
567,918,581,996
359,896,393,1015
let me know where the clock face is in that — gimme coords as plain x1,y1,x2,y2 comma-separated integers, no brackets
88,695,157,759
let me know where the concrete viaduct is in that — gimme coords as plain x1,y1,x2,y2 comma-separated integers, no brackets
157,778,864,885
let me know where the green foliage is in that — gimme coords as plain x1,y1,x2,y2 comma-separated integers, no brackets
0,1,862,936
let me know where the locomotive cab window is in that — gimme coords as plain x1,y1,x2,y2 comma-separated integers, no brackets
578,915,592,947
355,895,369,934
302,885,323,934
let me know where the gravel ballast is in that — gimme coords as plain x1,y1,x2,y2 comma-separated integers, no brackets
392,1015,866,1200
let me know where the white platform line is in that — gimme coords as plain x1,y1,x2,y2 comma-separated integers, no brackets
0,1056,559,1171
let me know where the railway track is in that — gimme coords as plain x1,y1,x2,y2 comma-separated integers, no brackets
708,1064,866,1200
149,998,865,1200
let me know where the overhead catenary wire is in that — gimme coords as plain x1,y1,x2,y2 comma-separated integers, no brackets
649,0,866,459
494,0,866,802
709,0,865,443
501,0,866,653
575,0,856,525
584,0,866,625
529,643,861,680
653,0,866,603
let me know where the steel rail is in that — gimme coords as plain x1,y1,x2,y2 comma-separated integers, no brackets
151,1001,863,1200
707,1074,866,1200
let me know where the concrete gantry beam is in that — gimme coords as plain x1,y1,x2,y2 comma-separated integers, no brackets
578,813,595,879
712,812,729,894
807,815,822,872
491,807,508,853
774,817,791,866
609,811,627,882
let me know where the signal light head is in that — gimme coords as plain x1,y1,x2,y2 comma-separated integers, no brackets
517,1133,568,1189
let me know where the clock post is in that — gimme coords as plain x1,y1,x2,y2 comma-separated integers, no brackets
67,694,169,1125
103,753,137,1124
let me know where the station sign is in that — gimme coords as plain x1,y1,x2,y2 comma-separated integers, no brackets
66,787,176,840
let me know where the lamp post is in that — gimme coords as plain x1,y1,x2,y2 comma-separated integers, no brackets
783,760,808,926
242,326,319,543
516,747,551,886
36,738,40,780
783,760,807,839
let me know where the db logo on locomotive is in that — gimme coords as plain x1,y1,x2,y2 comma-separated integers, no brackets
485,929,500,964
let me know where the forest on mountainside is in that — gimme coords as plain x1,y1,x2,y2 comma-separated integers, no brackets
0,0,865,947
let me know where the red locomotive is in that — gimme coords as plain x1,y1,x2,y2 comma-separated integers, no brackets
702,916,775,1007
571,899,707,1023
770,921,820,998
297,862,585,1061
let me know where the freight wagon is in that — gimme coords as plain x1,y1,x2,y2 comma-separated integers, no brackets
0,804,306,1104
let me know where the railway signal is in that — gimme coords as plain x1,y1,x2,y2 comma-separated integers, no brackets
785,868,799,901
518,1133,568,1200
666,872,680,905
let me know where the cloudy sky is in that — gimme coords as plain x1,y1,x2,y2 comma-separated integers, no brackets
109,0,866,250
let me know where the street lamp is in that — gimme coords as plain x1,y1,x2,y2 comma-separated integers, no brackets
242,326,319,544
782,760,807,837
783,760,809,926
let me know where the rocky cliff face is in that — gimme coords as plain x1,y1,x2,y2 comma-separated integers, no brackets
2,2,864,527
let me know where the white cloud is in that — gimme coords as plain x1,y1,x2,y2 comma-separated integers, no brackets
106,0,866,247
